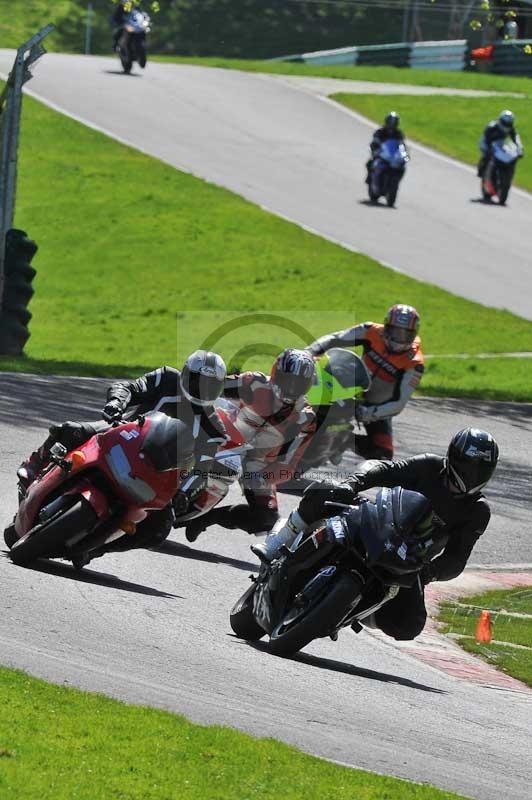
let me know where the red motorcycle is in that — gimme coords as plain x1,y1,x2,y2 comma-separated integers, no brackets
4,410,245,568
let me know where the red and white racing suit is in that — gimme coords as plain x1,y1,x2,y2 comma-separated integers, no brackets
308,322,424,458
223,371,316,521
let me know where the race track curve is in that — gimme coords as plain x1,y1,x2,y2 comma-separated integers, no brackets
0,51,531,319
1,374,531,800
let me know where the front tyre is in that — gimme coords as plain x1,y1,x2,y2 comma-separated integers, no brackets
269,572,361,657
230,583,265,641
497,168,513,205
386,173,401,207
10,499,97,567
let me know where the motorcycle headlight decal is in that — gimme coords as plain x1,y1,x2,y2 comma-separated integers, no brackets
105,445,156,504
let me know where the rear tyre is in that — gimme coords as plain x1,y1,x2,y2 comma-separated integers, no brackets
269,572,361,657
10,499,97,567
230,583,265,641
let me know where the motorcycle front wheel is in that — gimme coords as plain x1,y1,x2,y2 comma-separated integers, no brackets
119,44,133,74
230,582,266,641
269,572,361,657
10,498,97,567
386,173,401,207
497,167,514,206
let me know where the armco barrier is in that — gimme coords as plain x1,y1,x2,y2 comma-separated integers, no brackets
492,39,532,76
274,39,461,70
409,40,467,71
356,42,410,67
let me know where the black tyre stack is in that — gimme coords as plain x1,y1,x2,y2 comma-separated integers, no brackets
0,228,37,355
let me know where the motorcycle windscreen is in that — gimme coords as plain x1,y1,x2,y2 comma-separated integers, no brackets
492,138,519,163
354,488,431,574
307,348,370,406
140,412,195,472
379,139,407,169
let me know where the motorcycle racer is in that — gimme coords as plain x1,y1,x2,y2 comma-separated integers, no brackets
186,349,317,539
478,109,523,178
17,351,228,554
366,111,406,184
254,427,498,641
307,304,424,459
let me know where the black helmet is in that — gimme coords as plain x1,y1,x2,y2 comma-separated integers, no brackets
181,350,226,406
384,111,400,132
446,428,499,496
270,348,315,404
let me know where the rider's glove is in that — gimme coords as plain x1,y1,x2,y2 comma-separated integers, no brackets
102,399,124,422
172,491,189,517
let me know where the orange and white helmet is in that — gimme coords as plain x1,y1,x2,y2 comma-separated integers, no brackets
383,304,420,353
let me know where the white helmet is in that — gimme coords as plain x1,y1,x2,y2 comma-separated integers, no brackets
499,110,515,132
181,350,226,406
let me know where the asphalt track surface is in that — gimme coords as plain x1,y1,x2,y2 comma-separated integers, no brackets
1,54,532,798
1,51,532,320
1,374,531,800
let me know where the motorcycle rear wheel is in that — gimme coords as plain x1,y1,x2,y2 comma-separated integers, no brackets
10,499,97,567
269,572,361,657
230,583,265,641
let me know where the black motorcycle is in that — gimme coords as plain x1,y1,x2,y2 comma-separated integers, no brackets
118,8,151,74
230,487,437,656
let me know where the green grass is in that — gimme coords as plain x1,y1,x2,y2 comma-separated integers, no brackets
0,665,466,800
153,55,532,96
438,586,532,687
333,93,532,192
8,86,532,398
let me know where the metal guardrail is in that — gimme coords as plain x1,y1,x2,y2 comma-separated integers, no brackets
492,39,532,76
409,40,467,72
273,38,466,72
0,24,54,305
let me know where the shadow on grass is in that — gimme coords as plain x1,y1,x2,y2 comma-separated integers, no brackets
1,551,182,598
243,639,445,693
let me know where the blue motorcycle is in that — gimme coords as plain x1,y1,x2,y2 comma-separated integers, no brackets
368,139,409,208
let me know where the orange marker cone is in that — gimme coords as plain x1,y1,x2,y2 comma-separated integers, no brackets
475,610,493,643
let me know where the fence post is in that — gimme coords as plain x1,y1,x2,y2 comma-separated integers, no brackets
0,24,54,354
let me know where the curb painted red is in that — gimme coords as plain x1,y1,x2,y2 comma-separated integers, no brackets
379,571,532,692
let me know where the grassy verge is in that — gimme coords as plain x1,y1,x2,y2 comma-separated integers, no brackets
333,93,532,192
0,665,465,800
7,86,532,398
438,586,532,687
153,56,532,96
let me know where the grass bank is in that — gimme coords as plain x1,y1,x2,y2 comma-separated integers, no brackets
153,56,532,96
0,665,466,800
334,93,532,192
6,87,532,400
438,586,532,687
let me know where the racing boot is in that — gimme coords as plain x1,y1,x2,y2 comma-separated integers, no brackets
251,510,307,564
17,441,53,490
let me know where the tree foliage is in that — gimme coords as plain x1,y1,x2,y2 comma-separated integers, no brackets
0,1,519,58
